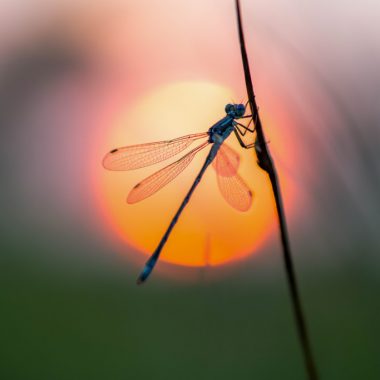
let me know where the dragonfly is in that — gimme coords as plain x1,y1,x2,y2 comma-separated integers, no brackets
103,103,257,284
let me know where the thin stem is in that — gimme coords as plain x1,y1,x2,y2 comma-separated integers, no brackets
235,1,319,379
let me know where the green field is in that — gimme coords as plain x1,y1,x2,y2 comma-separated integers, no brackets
1,250,378,380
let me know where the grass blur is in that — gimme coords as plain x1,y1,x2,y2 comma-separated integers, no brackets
1,245,378,380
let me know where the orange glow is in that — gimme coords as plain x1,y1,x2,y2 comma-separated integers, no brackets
97,81,294,267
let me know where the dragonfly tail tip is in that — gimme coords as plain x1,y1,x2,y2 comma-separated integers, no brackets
136,260,156,285
136,271,150,285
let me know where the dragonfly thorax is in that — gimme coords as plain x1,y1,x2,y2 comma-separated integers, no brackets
225,103,245,118
208,116,233,141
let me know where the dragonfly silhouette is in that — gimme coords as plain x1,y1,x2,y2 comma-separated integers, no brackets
103,103,256,284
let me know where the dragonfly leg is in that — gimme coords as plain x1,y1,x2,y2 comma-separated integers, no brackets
245,116,255,132
237,113,256,130
233,128,256,149
234,121,254,136
234,122,248,136
234,119,255,134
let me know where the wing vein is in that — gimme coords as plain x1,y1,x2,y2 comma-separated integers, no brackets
103,132,208,171
127,141,209,204
213,144,253,211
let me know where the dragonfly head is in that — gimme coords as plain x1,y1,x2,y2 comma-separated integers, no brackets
225,103,246,118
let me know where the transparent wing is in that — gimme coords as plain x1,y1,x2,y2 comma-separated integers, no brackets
213,144,253,212
216,174,253,212
212,143,240,177
103,132,209,171
127,141,210,204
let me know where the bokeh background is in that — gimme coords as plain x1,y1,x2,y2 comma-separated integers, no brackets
1,0,379,379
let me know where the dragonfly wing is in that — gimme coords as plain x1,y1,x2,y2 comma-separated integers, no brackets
212,143,240,177
213,145,253,212
216,173,253,212
103,132,209,171
127,141,209,204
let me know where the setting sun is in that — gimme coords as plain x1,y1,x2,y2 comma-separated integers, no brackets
97,81,290,268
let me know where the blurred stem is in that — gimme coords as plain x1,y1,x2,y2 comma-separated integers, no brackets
235,1,319,379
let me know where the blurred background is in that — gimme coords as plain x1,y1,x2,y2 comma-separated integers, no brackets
1,0,379,379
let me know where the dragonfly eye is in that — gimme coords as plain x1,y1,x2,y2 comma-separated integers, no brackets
235,104,245,117
225,103,234,114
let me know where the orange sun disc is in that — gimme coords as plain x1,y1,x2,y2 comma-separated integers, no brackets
97,81,293,268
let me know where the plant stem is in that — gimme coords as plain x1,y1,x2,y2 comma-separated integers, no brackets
235,1,319,379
